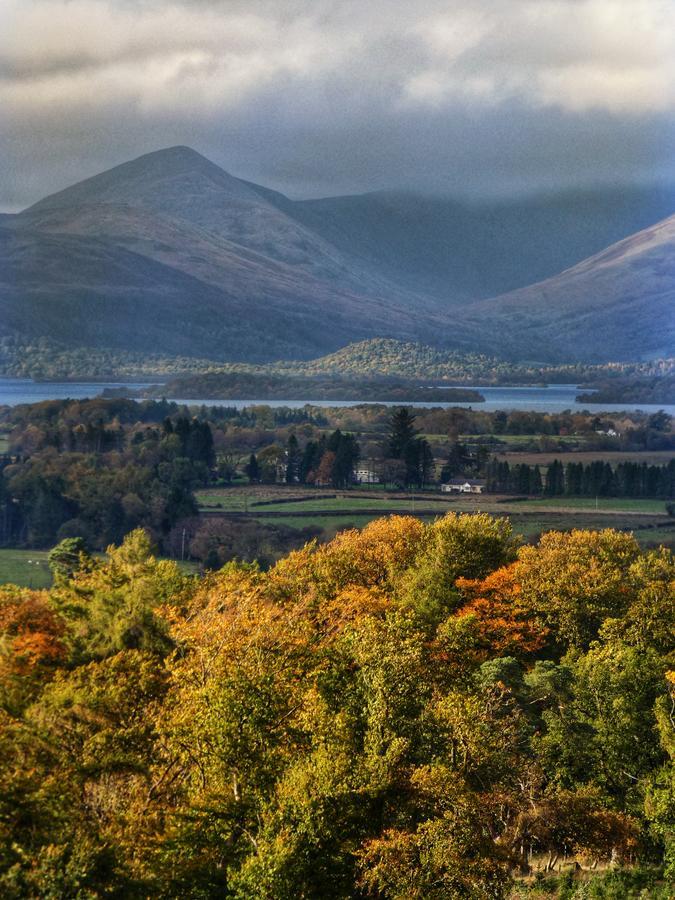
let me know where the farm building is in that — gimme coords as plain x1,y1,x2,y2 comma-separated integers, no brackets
354,466,380,484
441,478,485,494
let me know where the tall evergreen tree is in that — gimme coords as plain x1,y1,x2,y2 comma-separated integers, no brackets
299,441,322,484
285,434,301,484
388,408,418,459
244,453,260,484
545,459,565,496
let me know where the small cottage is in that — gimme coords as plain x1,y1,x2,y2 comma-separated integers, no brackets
441,478,485,494
354,466,380,484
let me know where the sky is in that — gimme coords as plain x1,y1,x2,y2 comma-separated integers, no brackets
1,0,674,210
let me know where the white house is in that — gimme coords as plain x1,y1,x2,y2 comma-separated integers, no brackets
441,478,485,494
354,466,380,484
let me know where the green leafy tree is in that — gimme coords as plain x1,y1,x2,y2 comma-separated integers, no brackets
48,537,90,579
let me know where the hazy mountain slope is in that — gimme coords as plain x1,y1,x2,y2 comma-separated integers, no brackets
15,146,411,298
2,148,455,360
0,227,440,361
461,214,675,362
0,228,294,361
284,186,675,303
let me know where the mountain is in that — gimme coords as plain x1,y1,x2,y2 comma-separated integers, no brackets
462,213,675,362
287,185,675,303
1,145,673,364
2,147,450,361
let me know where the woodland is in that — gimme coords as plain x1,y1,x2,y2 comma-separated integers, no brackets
0,518,673,897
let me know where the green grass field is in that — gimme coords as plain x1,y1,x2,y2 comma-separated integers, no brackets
195,486,672,551
0,548,199,588
265,513,439,535
194,488,341,511
0,434,9,454
638,527,675,548
196,487,446,513
0,549,52,588
250,496,453,513
512,497,667,513
195,490,251,511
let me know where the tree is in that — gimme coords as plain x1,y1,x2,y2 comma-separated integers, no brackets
395,513,519,625
516,529,641,649
48,537,89,579
418,439,435,487
299,440,322,484
388,408,418,459
332,432,359,488
0,514,673,893
545,459,565,496
314,451,336,486
257,445,285,484
441,441,468,481
244,452,260,483
285,434,301,484
648,410,670,433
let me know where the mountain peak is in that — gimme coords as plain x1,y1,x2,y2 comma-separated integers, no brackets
120,145,227,176
22,145,260,216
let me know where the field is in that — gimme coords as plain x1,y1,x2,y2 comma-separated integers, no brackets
511,496,667,513
0,548,199,588
495,449,675,466
257,514,394,534
196,486,675,550
0,549,52,588
3,485,671,589
243,497,453,513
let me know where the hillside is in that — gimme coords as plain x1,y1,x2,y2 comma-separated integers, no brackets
283,339,675,384
1,147,452,361
1,146,673,364
289,185,675,302
465,214,675,362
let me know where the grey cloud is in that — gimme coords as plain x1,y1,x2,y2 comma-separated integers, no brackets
0,0,673,209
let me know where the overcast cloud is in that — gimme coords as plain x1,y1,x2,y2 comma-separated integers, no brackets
1,0,674,209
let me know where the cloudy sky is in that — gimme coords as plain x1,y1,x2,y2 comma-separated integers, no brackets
2,0,674,210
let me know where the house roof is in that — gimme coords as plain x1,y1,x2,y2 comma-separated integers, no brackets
446,478,485,486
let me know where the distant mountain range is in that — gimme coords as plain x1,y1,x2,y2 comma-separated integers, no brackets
1,146,673,363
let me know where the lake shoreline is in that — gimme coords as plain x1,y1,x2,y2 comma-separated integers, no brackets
1,378,674,416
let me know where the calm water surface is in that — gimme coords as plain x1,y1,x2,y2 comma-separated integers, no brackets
0,378,673,416
0,379,154,406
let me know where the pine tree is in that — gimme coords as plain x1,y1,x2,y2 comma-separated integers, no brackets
388,408,418,458
285,434,301,484
244,453,260,484
529,466,543,496
545,459,564,496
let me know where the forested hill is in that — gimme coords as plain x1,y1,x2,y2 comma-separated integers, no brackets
285,339,675,383
3,335,674,384
577,375,675,405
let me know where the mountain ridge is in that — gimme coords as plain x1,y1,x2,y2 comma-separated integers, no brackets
464,212,675,362
1,146,673,364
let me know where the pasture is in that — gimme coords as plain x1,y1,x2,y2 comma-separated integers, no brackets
0,549,52,588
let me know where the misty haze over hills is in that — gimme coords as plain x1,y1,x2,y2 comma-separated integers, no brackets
0,146,673,365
